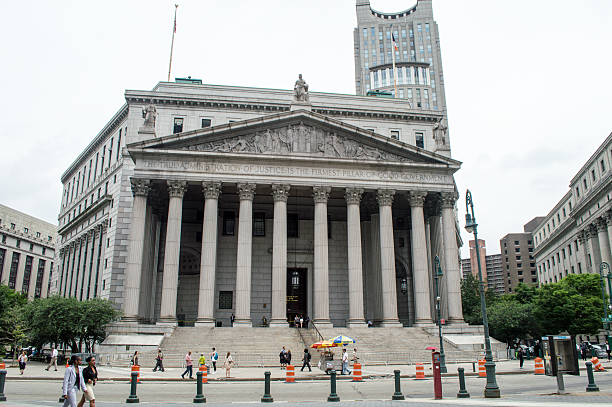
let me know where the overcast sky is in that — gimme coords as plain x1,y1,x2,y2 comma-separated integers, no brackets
1,0,611,257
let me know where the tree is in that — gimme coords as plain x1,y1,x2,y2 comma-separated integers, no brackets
0,285,27,358
461,273,499,325
488,295,538,344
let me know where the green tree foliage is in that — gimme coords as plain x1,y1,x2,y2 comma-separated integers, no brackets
488,296,537,344
460,273,498,325
0,285,28,357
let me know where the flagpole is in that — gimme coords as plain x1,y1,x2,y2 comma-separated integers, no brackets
167,4,178,82
391,35,398,98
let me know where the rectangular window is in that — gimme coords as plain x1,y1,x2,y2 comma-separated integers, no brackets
415,132,424,148
21,256,33,295
108,137,113,166
0,248,5,282
407,89,413,98
287,213,299,238
8,252,20,290
601,159,606,172
173,118,184,134
390,130,400,140
417,24,422,32
222,211,235,236
201,118,212,128
425,23,430,32
219,291,233,310
253,212,265,237
591,169,596,181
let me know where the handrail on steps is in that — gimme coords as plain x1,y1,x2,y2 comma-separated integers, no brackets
309,321,324,342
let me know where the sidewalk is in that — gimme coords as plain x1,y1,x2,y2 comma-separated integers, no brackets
4,358,611,382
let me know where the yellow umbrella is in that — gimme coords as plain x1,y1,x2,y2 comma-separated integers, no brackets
330,335,356,346
311,340,335,349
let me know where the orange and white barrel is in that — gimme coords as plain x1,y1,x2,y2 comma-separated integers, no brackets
286,364,295,383
415,362,425,380
478,359,486,377
591,357,605,372
534,357,545,375
352,363,362,381
131,364,140,383
199,365,208,383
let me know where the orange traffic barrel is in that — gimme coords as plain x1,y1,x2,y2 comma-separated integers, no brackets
534,357,545,375
0,362,5,369
478,359,486,377
286,364,295,383
415,362,425,380
199,365,208,383
352,363,362,381
591,357,605,372
131,364,140,383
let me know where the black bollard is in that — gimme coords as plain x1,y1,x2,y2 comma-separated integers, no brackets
261,371,274,403
392,370,405,400
0,370,7,402
327,370,340,402
585,362,600,392
126,371,140,403
194,371,206,403
457,368,470,398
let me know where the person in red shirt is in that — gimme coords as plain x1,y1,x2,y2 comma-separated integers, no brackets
181,351,193,379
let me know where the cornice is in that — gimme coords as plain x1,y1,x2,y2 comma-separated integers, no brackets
533,218,576,257
0,224,56,249
58,194,112,236
569,171,612,217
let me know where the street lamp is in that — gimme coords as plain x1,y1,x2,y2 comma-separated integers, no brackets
599,262,612,348
465,189,500,398
433,255,447,373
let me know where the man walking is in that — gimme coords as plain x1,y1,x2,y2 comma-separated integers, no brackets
518,346,524,369
46,347,58,371
153,349,165,372
341,348,351,375
301,348,312,372
181,351,193,379
210,348,218,374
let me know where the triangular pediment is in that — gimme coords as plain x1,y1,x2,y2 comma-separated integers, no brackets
130,110,459,167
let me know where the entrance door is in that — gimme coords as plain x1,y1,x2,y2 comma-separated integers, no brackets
286,268,307,326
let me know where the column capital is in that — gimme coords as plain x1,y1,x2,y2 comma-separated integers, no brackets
272,184,291,202
345,188,364,205
167,180,187,198
596,216,608,231
408,190,427,207
440,192,457,209
313,186,331,203
377,189,396,207
202,181,222,200
130,178,150,197
577,229,588,243
586,223,598,237
237,183,256,200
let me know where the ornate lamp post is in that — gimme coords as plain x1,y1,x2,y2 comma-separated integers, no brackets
433,255,447,373
464,190,500,398
599,262,612,348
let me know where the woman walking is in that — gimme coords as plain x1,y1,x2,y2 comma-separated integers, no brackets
77,356,97,407
131,351,139,367
62,355,88,407
18,351,28,375
223,352,234,378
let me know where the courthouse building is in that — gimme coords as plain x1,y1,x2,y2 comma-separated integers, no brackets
52,77,465,329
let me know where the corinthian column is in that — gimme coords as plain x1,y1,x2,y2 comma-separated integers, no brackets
234,183,256,327
440,192,464,323
346,188,366,327
196,181,222,327
410,191,433,325
377,189,402,327
596,217,611,267
270,184,290,327
158,180,187,325
123,179,150,322
313,186,333,328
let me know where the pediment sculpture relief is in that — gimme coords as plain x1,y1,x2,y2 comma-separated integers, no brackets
180,123,412,162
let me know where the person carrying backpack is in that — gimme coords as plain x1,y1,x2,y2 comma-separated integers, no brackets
301,348,312,372
210,348,219,374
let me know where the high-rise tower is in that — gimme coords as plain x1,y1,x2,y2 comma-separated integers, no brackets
354,0,447,114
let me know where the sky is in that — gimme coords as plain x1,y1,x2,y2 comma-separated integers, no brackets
0,0,611,257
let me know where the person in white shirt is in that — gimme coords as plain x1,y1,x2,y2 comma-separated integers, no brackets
18,351,28,375
62,355,88,407
46,347,59,371
341,348,351,375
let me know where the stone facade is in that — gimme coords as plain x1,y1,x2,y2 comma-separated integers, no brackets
533,132,612,294
53,80,465,329
0,204,56,298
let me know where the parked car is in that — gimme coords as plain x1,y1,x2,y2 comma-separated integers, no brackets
588,344,607,359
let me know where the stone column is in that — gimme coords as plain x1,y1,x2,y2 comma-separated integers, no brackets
196,181,222,327
377,189,402,327
586,224,601,271
596,217,611,267
14,250,27,293
158,180,187,325
88,226,101,299
234,183,256,327
346,188,367,327
1,249,13,285
270,184,291,327
410,191,433,325
441,192,464,323
65,243,76,296
27,257,39,300
79,230,94,301
76,236,89,300
40,257,51,298
313,186,332,327
123,179,150,322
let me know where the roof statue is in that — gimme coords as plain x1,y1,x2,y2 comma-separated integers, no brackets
142,102,157,128
293,74,309,103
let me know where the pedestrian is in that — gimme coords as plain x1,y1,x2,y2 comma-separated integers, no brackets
301,348,312,372
198,353,206,368
351,348,359,365
224,352,234,378
518,347,524,369
181,351,193,379
230,313,235,327
580,342,588,361
18,350,28,375
46,346,59,371
210,347,218,374
131,351,139,367
286,349,292,366
367,320,373,328
62,355,88,407
341,348,351,375
304,315,309,328
77,356,97,407
294,315,300,327
606,342,611,361
299,315,304,328
279,346,287,369
153,349,165,372
533,340,541,359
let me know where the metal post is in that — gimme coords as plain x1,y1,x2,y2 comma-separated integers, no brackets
556,369,565,394
0,370,7,402
392,370,405,400
465,190,500,399
327,370,340,402
585,362,600,392
193,371,206,403
126,371,140,403
434,255,447,373
261,371,274,403
457,368,470,398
